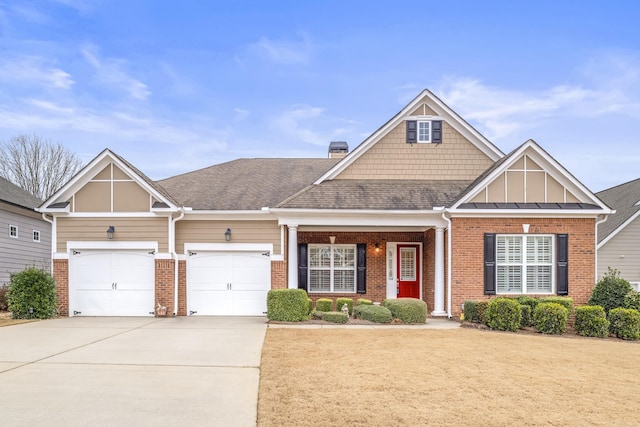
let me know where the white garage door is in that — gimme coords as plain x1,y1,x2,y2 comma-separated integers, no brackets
187,251,270,316
70,251,155,316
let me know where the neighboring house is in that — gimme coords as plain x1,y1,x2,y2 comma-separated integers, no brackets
38,89,612,318
0,177,52,286
596,178,640,291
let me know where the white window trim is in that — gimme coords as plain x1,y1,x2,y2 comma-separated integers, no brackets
417,120,432,143
308,244,357,293
33,230,40,242
496,234,555,295
9,225,18,239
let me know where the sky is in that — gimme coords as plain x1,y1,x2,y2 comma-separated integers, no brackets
0,0,639,192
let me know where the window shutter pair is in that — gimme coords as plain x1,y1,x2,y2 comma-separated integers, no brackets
406,120,442,144
483,233,569,296
297,243,367,294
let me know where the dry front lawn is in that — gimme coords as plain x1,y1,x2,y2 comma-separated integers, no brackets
258,327,639,426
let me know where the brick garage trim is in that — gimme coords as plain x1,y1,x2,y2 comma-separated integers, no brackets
53,259,69,316
450,217,596,317
155,259,174,316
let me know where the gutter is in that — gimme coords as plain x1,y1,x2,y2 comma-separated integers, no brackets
171,208,186,316
441,210,453,318
594,214,609,282
41,213,54,274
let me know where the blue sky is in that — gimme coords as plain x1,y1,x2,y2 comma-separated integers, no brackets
1,0,639,192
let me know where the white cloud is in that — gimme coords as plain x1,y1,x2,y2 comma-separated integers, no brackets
81,45,151,100
233,108,250,122
271,105,326,146
242,35,312,65
0,55,74,89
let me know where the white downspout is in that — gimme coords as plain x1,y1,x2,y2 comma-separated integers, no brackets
594,214,609,282
171,209,185,316
41,213,54,274
442,211,453,318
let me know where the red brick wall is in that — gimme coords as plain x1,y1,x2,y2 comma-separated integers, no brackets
271,260,287,289
450,217,596,317
54,259,69,316
178,260,187,316
155,259,175,316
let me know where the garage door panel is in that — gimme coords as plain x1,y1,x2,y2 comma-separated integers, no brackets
231,290,267,315
114,253,155,291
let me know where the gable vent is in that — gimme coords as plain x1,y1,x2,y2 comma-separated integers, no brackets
328,141,349,159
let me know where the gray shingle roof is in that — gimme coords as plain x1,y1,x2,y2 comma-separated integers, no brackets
277,180,473,210
157,158,340,210
596,178,640,243
0,176,42,210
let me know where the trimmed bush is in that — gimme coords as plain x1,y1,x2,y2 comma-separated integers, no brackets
476,301,489,325
533,302,569,334
354,304,392,323
266,289,309,322
307,298,313,315
0,285,8,311
336,297,354,315
608,308,640,340
323,311,349,324
316,298,333,312
356,298,373,306
310,310,323,320
463,301,479,323
7,267,57,319
538,296,573,313
383,298,427,323
589,268,633,314
574,305,609,338
486,298,521,332
520,304,532,328
623,291,640,311
518,295,539,314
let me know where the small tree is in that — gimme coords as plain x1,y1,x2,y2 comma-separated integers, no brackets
588,268,633,314
7,267,57,319
0,134,82,200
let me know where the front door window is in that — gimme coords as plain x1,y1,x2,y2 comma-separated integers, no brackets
397,245,420,298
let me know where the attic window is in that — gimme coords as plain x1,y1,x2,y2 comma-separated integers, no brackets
406,120,442,144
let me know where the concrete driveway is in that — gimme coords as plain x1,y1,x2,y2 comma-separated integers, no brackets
0,316,267,427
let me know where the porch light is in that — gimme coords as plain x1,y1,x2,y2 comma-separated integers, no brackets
225,228,232,241
106,226,115,240
374,242,380,252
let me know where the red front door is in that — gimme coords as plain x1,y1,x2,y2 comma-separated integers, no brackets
397,245,420,298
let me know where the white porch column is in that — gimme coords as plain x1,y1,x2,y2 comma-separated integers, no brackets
432,226,447,316
287,225,298,289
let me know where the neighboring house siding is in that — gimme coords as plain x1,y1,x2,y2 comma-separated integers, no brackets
56,217,169,253
175,220,281,254
336,120,494,180
450,217,595,317
598,217,640,283
0,205,51,285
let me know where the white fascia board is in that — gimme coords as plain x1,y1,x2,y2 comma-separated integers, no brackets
67,240,159,251
52,212,168,218
184,242,273,254
597,210,640,249
182,210,275,220
272,208,447,227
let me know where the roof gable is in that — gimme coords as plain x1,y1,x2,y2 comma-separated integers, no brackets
315,89,504,183
39,149,179,213
453,139,611,212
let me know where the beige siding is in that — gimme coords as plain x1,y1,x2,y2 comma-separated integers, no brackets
547,175,564,202
57,217,168,252
113,182,150,212
176,220,280,254
336,120,494,180
527,171,546,201
598,217,640,283
94,165,111,180
75,182,110,212
506,171,524,202
487,173,505,202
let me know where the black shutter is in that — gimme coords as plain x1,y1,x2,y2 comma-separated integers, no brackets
556,234,568,296
406,120,417,144
484,234,496,295
298,243,308,291
356,243,367,294
432,120,442,144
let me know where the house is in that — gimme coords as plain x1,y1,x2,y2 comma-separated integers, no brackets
0,177,52,286
596,178,640,291
38,89,612,318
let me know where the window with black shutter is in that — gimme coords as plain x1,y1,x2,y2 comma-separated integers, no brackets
556,234,569,296
484,234,496,295
406,120,417,144
298,243,308,291
356,243,367,294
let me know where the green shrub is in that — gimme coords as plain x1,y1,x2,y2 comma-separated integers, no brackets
323,311,349,324
310,310,323,320
589,268,633,314
356,298,373,306
486,298,521,332
336,297,354,315
518,295,539,314
316,298,333,312
623,291,640,311
0,285,8,311
574,305,609,338
307,298,313,315
266,289,309,321
520,304,532,328
533,302,569,334
7,267,57,319
383,298,427,323
608,308,640,340
538,296,573,313
354,305,392,323
476,301,489,325
463,301,479,323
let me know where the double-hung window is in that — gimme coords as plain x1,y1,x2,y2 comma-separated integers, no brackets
406,119,442,144
417,121,431,143
308,244,356,293
496,235,553,294
9,225,17,238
